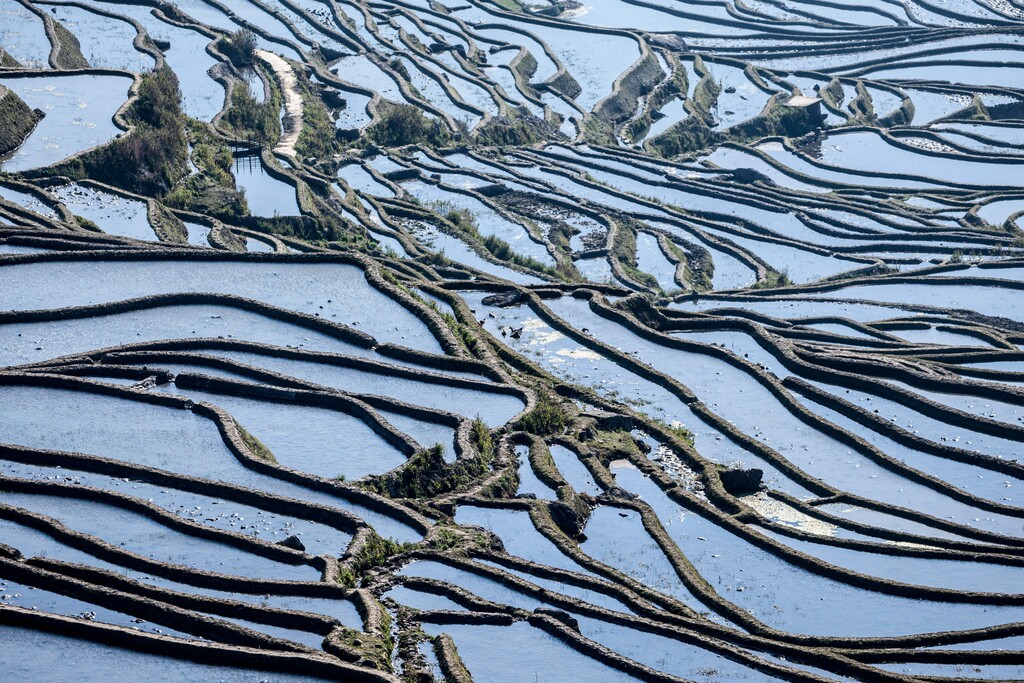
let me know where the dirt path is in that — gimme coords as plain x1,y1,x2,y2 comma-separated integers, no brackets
258,50,302,157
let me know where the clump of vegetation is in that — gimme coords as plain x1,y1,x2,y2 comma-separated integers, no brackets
520,390,569,435
474,108,551,146
70,66,189,195
429,526,462,551
646,116,717,157
329,625,393,672
0,86,43,155
51,20,88,69
368,104,450,147
481,233,557,275
728,96,827,144
754,269,792,289
237,423,277,463
666,422,695,447
295,82,343,161
337,533,415,587
470,417,494,461
220,29,258,68
387,57,410,81
132,66,187,130
643,414,695,447
72,214,102,232
165,122,248,220
188,128,234,186
223,82,280,146
363,439,494,500
454,322,480,355
437,308,482,356
0,48,20,68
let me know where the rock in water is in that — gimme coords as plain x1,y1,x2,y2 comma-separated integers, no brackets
720,468,764,496
277,534,306,551
482,290,524,308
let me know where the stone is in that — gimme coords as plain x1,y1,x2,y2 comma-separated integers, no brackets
719,468,763,496
549,500,586,537
481,290,524,308
600,486,638,501
277,534,306,551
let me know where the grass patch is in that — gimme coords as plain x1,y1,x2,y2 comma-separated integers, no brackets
338,533,415,587
295,75,344,161
367,104,450,147
753,269,791,289
0,86,43,156
237,422,277,462
363,439,495,500
223,81,281,146
520,390,569,436
165,121,249,220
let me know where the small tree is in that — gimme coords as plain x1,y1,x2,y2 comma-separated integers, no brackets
222,29,257,68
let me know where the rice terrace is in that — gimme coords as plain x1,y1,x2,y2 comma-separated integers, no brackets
2,0,1024,679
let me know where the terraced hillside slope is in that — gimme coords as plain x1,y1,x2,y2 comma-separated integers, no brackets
3,0,1024,679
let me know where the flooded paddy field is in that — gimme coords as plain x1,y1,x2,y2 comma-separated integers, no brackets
3,0,1024,678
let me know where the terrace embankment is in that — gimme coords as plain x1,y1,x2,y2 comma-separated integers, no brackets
0,86,44,156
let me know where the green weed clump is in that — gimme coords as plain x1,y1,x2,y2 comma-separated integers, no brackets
220,29,257,68
363,426,496,500
474,108,550,146
754,269,791,289
295,82,343,161
368,104,450,147
338,534,415,587
470,417,494,461
224,82,280,146
64,67,189,195
520,391,569,436
237,423,277,463
165,122,248,220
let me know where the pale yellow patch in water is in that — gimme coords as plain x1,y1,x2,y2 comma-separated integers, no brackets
743,492,838,537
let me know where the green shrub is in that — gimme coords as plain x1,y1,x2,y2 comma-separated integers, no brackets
470,417,494,461
132,66,186,129
363,443,492,499
224,82,280,145
753,269,791,289
295,85,342,160
520,390,569,435
74,67,188,195
368,104,450,147
337,533,414,587
221,29,257,68
474,108,549,146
